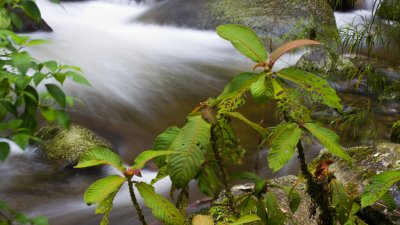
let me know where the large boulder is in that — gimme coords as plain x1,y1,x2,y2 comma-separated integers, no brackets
138,0,338,43
36,124,113,167
316,142,400,224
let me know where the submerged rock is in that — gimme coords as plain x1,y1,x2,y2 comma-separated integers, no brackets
138,0,338,43
36,124,113,167
11,8,52,33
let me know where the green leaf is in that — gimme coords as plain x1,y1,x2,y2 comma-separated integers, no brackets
277,68,342,112
11,51,32,75
216,24,267,63
0,119,23,131
75,147,126,172
303,123,351,161
130,150,177,170
197,166,222,198
56,110,70,129
12,133,30,149
229,214,261,225
251,75,274,103
13,213,29,223
0,142,10,162
26,39,48,47
43,61,58,73
21,0,41,22
237,196,258,215
30,216,49,225
227,112,268,137
84,176,125,206
150,165,168,185
33,72,47,86
266,192,286,225
282,187,301,213
152,126,180,167
267,123,301,172
96,191,118,225
65,71,91,86
331,180,354,224
380,191,397,211
135,182,184,225
167,116,211,188
39,106,57,122
361,170,400,208
192,215,214,225
45,84,66,108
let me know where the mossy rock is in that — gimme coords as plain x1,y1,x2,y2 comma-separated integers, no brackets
36,124,113,167
138,0,338,43
314,143,400,224
390,120,400,144
377,0,400,21
186,176,319,225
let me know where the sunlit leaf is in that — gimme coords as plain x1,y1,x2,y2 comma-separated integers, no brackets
229,214,261,225
362,170,400,208
304,123,351,161
136,182,184,225
130,150,177,170
84,175,125,205
45,84,66,108
217,24,267,63
192,215,213,225
75,147,126,172
267,123,301,172
167,116,211,188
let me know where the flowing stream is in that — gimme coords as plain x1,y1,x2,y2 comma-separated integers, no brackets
0,0,399,224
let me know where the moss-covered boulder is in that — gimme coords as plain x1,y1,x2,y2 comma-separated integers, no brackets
390,120,400,143
378,0,400,21
315,143,400,224
138,0,338,43
36,124,113,167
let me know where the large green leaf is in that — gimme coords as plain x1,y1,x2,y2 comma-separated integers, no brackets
303,123,351,161
167,116,211,188
331,180,355,224
227,112,268,137
75,147,126,172
267,123,301,172
152,126,180,167
277,68,342,112
45,84,66,108
84,175,125,205
216,24,267,63
282,186,301,213
229,214,261,225
135,182,184,225
130,150,177,170
21,0,41,22
0,142,10,161
361,170,400,208
266,192,286,225
251,75,274,103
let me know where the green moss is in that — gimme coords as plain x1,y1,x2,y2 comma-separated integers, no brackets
390,120,400,144
36,124,112,166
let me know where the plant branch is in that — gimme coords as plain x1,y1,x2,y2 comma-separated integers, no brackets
127,180,147,225
297,140,333,225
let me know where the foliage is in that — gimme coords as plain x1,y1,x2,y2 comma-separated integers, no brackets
0,0,42,30
0,200,48,225
78,24,364,225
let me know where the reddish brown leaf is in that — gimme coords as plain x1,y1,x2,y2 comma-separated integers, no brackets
269,39,321,65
